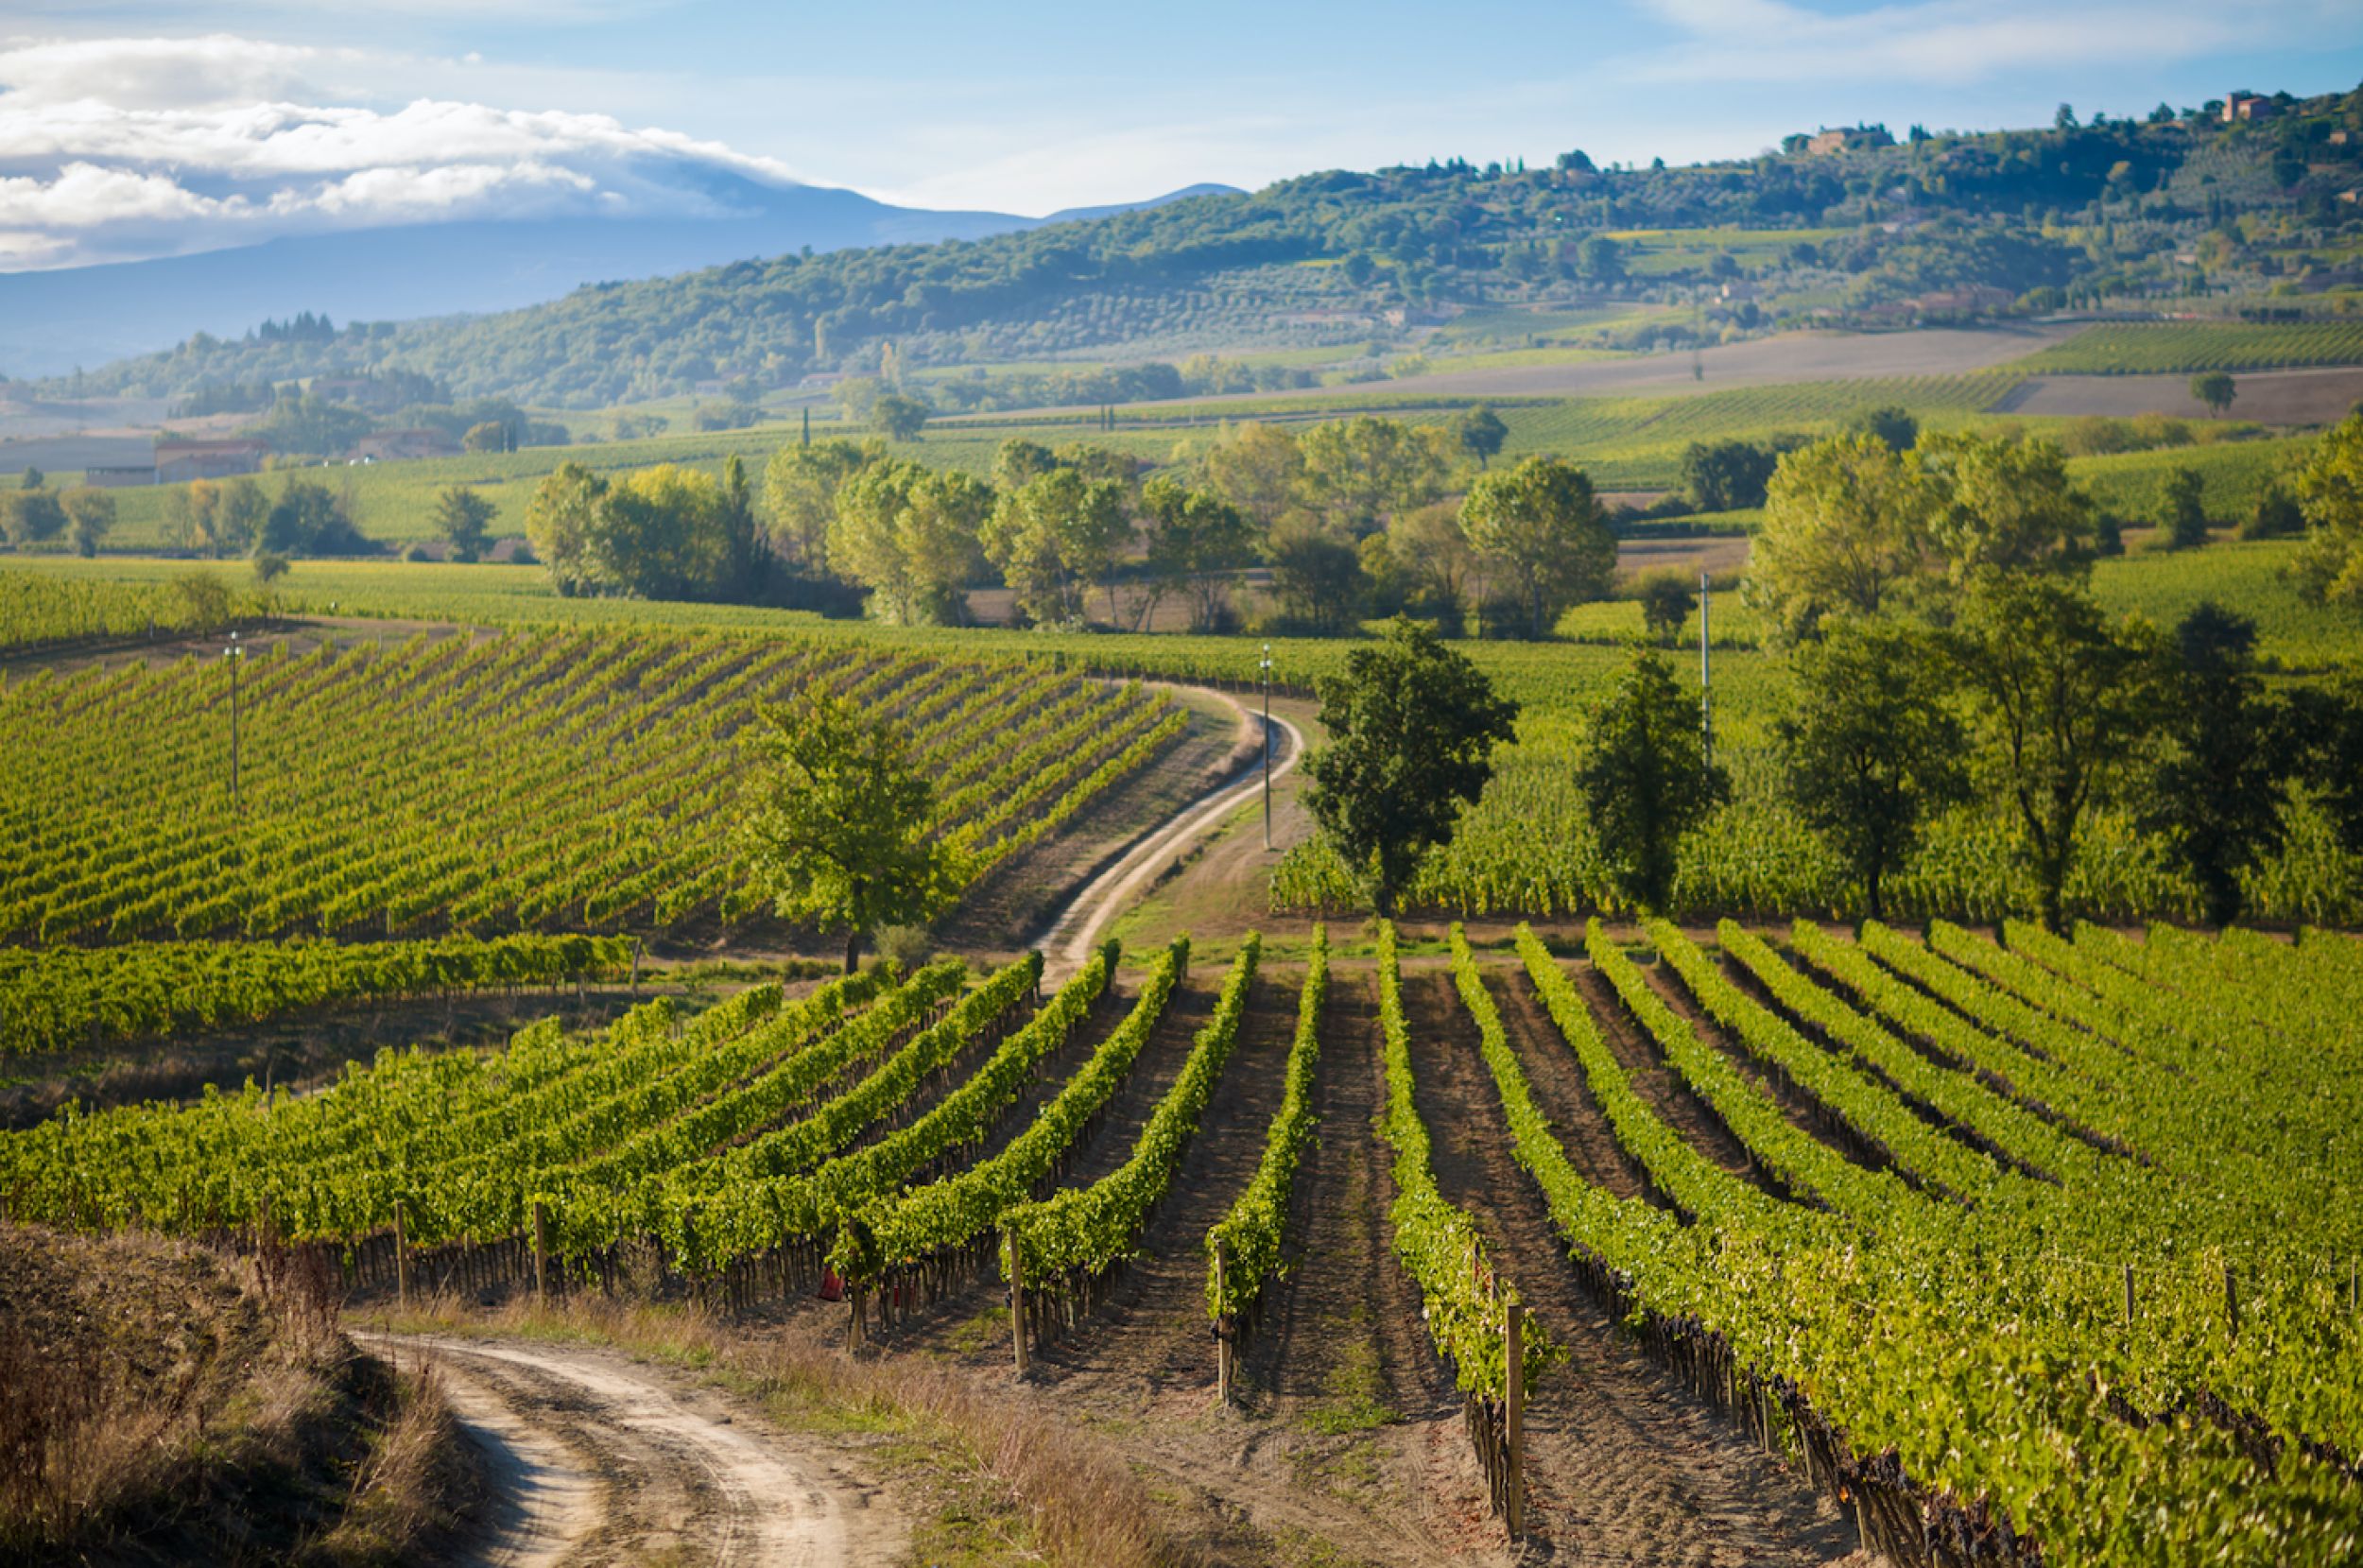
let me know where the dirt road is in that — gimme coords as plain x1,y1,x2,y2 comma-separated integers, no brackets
1039,691,1303,981
360,1333,906,1568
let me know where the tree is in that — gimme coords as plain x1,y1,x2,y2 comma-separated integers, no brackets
2158,465,2209,550
172,568,234,631
258,476,355,556
1576,234,1625,282
462,420,509,454
1300,416,1445,536
2191,371,2237,418
2136,605,2295,927
1916,431,2093,578
1301,616,1518,914
982,466,1129,624
717,453,768,598
1635,570,1696,646
2239,482,2304,541
1575,645,1728,913
526,462,745,600
1680,439,1777,511
1843,405,1919,452
1263,517,1366,634
525,462,606,595
991,438,1060,492
1749,434,1934,641
1945,576,2158,932
1458,456,1615,639
432,486,496,562
19,467,42,490
0,486,65,545
763,438,878,572
737,687,964,973
2293,413,2363,608
61,487,113,558
1137,476,1252,631
252,551,289,587
1773,618,1968,919
871,393,931,440
1206,422,1306,529
1455,406,1509,469
828,461,988,624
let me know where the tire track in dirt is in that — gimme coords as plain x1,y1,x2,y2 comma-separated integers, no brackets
364,1333,905,1567
1402,970,1865,1567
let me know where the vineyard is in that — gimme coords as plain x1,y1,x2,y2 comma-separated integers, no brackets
2019,320,2363,375
5,919,2358,1561
0,627,1184,943
0,932,632,1056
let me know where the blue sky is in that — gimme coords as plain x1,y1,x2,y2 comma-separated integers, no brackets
2,1,2358,268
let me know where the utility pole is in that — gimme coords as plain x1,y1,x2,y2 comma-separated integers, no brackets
1699,571,1713,768
1259,643,1275,852
223,630,245,813
802,406,811,447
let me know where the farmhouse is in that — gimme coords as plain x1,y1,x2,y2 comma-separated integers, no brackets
1803,124,1896,157
154,439,267,484
2224,93,2277,123
351,428,460,462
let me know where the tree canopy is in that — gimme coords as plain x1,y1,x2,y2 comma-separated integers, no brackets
1302,616,1518,914
736,686,965,972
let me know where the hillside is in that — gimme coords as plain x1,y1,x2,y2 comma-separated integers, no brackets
36,82,2363,407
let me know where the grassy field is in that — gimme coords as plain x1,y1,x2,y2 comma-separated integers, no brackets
28,370,2320,550
2018,319,2363,374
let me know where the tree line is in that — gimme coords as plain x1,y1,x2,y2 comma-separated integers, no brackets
518,406,1637,640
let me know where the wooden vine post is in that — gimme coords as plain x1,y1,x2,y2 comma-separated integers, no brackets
2225,1262,2239,1339
1504,1301,1526,1541
532,1199,550,1303
2123,1262,2134,1331
1007,1226,1029,1379
393,1198,411,1309
1214,1237,1233,1407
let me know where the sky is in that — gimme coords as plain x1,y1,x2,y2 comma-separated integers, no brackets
2,0,2359,272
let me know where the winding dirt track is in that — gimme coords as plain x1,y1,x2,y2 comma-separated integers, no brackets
360,1333,905,1568
1040,692,1302,982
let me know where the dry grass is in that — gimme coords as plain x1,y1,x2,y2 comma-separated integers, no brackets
0,1223,471,1566
370,1290,1177,1568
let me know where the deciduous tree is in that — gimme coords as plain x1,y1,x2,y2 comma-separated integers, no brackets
1575,645,1727,913
737,688,964,973
1749,434,1935,641
2136,604,2294,927
1302,616,1518,914
431,485,496,562
1945,575,2158,932
2294,412,2363,608
763,438,878,572
2158,465,2209,550
1457,455,1614,639
1773,617,1967,919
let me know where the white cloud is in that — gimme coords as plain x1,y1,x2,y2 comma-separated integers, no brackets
1630,0,2324,85
0,33,821,270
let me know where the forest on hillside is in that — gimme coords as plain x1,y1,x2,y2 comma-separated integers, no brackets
28,82,2363,408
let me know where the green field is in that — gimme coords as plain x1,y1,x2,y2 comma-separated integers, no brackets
2018,319,2363,375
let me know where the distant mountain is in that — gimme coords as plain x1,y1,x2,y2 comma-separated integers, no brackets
1041,183,1244,224
0,172,1231,381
